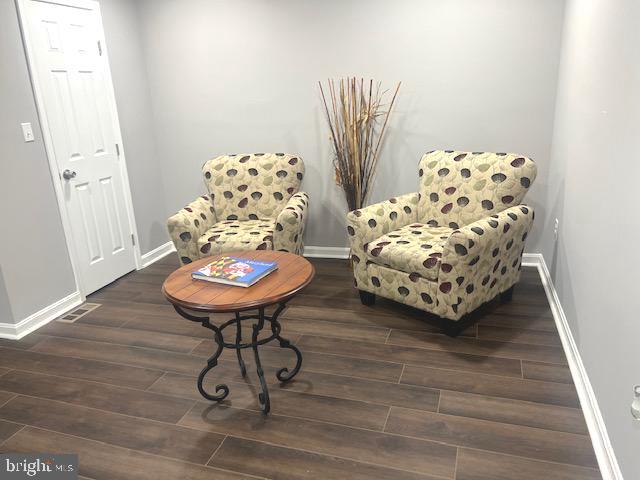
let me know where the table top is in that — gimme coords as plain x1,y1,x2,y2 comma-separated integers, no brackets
162,251,315,313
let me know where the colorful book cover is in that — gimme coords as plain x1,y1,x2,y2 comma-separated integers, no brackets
192,256,277,287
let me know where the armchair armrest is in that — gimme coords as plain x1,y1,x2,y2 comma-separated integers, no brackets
436,205,535,319
273,192,309,254
167,195,217,264
346,192,419,264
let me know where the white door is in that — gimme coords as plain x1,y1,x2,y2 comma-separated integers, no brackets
20,0,137,294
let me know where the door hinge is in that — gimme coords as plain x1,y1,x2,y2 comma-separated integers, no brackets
115,143,120,157
97,40,102,56
131,234,136,246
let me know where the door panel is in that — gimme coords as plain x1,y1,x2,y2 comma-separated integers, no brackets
79,71,107,155
99,176,126,254
51,70,83,160
75,182,103,264
24,0,136,294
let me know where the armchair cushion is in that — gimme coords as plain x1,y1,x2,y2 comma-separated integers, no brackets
196,219,274,256
365,224,453,280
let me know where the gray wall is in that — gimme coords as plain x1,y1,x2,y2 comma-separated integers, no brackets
101,0,169,254
542,0,640,476
135,0,565,251
0,0,76,323
0,0,165,324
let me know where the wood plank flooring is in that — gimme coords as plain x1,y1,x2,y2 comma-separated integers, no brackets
0,254,601,479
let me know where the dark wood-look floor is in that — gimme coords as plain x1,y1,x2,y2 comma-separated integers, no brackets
0,254,601,480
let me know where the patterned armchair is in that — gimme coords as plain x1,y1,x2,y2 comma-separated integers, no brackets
346,150,537,334
168,153,308,265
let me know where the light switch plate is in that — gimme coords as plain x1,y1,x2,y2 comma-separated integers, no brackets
21,122,35,142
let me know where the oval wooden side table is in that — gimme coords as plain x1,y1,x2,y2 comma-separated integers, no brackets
162,251,315,414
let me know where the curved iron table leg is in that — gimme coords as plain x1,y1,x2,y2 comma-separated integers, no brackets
197,329,230,401
252,307,270,414
173,303,302,413
173,306,229,401
270,303,303,382
235,312,247,377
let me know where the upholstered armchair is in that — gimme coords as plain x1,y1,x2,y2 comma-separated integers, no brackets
168,153,308,265
346,150,537,334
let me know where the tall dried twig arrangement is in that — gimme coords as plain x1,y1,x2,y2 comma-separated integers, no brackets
319,78,401,211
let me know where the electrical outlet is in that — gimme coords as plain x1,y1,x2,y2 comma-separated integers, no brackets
553,218,559,240
632,385,640,420
20,122,34,142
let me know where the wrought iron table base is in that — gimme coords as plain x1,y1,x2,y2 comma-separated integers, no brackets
173,303,302,414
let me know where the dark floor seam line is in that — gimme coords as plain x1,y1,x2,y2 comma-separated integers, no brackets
0,424,26,449
295,346,528,378
28,331,200,356
345,336,569,366
0,392,203,432
204,435,227,465
457,446,601,473
0,393,18,411
385,404,591,438
144,371,168,392
180,427,454,480
0,367,167,396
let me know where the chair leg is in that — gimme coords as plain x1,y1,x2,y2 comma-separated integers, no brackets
442,318,465,338
358,290,375,306
441,312,480,338
500,286,514,303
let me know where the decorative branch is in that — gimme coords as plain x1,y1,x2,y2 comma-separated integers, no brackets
319,78,401,212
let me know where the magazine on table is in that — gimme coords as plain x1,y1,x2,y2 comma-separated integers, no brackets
192,256,277,287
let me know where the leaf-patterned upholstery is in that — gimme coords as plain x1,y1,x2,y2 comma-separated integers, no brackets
204,153,304,221
417,151,537,228
347,150,536,321
167,153,308,265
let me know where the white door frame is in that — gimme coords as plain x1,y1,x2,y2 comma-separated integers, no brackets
16,0,142,300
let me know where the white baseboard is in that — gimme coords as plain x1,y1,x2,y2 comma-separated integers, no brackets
523,253,623,480
0,291,83,340
140,241,176,268
303,245,349,259
521,252,541,268
139,243,349,267
0,241,178,340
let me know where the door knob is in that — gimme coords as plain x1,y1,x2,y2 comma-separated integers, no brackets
62,169,77,180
